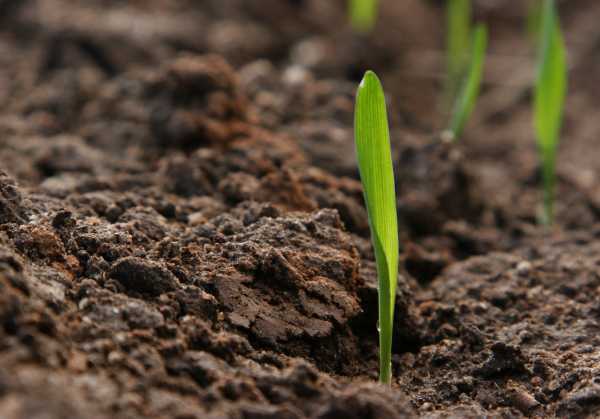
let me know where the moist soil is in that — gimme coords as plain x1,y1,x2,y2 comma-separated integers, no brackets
2,1,600,418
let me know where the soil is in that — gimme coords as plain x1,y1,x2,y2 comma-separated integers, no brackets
2,1,600,418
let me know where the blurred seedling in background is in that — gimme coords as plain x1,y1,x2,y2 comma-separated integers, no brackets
444,0,488,141
349,0,378,33
446,0,472,104
534,0,566,225
527,0,543,44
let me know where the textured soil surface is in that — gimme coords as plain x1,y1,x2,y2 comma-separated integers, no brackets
2,1,600,418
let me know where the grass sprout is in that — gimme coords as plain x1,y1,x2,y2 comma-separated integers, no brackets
448,24,488,140
350,0,379,33
354,71,399,385
527,0,543,41
446,0,472,104
534,0,566,225
444,0,488,141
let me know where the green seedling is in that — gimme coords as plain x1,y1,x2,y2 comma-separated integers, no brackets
444,0,488,140
534,0,566,225
448,24,488,140
354,71,399,385
350,0,379,33
527,0,543,43
446,0,472,104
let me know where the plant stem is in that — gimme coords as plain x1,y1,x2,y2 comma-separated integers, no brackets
542,152,556,225
378,312,393,384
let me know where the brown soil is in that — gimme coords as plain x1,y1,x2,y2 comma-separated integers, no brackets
1,1,600,418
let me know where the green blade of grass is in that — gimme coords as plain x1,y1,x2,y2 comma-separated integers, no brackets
527,0,543,44
354,71,399,385
534,0,566,225
349,0,379,33
446,0,472,105
448,24,488,140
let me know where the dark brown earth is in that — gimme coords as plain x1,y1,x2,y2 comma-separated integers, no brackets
2,1,600,418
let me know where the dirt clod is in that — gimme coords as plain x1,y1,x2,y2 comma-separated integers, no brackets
109,257,180,296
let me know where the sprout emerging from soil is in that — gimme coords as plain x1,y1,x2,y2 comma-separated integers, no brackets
349,0,378,33
534,0,566,225
446,0,472,104
527,0,543,43
448,24,487,140
354,71,399,385
444,0,488,141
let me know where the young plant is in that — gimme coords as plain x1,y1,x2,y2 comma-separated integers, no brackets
534,0,566,225
448,24,488,140
527,0,543,43
446,0,472,104
354,71,399,385
444,0,488,141
349,0,379,33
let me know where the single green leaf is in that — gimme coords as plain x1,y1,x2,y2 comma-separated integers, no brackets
354,71,399,385
527,0,543,44
534,0,566,225
448,24,488,140
349,0,379,33
446,0,472,105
